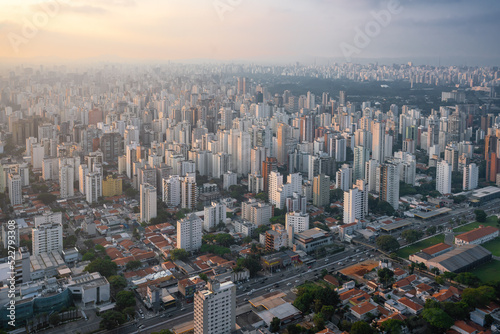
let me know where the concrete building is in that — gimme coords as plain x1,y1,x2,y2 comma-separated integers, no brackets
313,174,330,207
455,226,499,246
285,211,310,233
463,163,479,191
343,180,368,224
85,171,102,204
437,160,452,195
177,214,203,251
293,228,333,254
162,175,181,207
203,202,226,232
32,213,63,255
181,173,197,210
193,280,236,334
140,183,157,223
7,172,22,205
59,164,74,198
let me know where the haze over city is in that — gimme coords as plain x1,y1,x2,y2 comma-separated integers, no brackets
1,0,500,65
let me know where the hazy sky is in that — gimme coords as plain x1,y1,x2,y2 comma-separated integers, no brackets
1,0,499,65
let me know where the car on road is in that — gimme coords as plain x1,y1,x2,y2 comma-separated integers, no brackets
139,324,145,329
287,282,292,286
295,279,300,283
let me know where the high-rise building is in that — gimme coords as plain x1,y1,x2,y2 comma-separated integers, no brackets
371,121,386,163
262,157,278,192
353,146,369,181
193,280,236,334
59,164,74,198
463,163,479,191
181,173,197,210
86,171,102,204
7,173,22,205
313,174,330,207
162,175,181,207
100,132,123,162
365,159,379,192
32,212,63,255
436,160,452,195
102,175,122,197
140,183,157,223
285,211,310,233
177,214,202,251
343,180,368,224
31,143,45,169
277,123,289,165
336,164,352,191
378,163,400,210
203,202,226,232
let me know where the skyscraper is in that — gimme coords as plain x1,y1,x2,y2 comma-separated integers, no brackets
59,164,74,198
353,146,369,182
32,212,63,255
285,211,310,233
343,180,368,224
181,173,197,210
436,160,452,195
313,174,330,207
371,121,386,163
277,123,289,165
203,202,227,232
378,163,400,210
463,163,479,191
140,183,157,223
177,214,203,251
85,171,102,204
7,173,22,205
193,280,236,334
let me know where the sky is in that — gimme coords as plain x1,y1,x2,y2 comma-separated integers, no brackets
0,0,499,65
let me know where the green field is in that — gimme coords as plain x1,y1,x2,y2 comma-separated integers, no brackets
480,238,500,256
396,234,445,259
474,260,500,283
453,216,499,233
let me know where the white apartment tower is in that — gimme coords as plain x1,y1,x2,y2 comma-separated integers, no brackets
7,173,22,205
463,163,479,191
162,175,181,207
59,164,75,198
193,280,236,334
203,202,227,232
140,183,157,223
436,160,452,195
32,212,63,255
343,180,368,224
177,214,203,251
86,171,102,204
181,173,197,210
285,211,310,233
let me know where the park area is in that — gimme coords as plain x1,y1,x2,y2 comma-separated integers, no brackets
473,259,500,282
453,215,499,233
396,234,445,259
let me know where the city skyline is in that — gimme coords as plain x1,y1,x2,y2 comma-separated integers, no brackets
0,0,499,66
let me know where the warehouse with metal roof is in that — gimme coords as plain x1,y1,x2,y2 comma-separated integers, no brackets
426,244,492,273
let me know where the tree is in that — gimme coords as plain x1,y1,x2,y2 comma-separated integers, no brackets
422,308,454,329
214,233,235,247
199,273,208,282
320,269,328,278
378,268,395,288
350,321,373,334
426,226,437,236
462,286,495,308
170,248,189,261
108,275,127,296
313,313,325,331
475,209,487,222
125,260,142,271
37,193,57,205
63,235,77,248
402,229,424,243
237,256,262,277
270,317,281,332
320,305,335,320
82,251,96,261
84,258,117,278
255,192,268,201
116,290,136,310
49,312,61,327
455,272,480,287
100,310,126,330
380,319,404,334
255,225,270,236
123,306,136,318
376,235,400,252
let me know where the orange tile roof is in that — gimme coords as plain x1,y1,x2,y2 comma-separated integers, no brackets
398,297,423,312
456,226,499,243
422,242,453,255
452,320,477,334
351,301,377,315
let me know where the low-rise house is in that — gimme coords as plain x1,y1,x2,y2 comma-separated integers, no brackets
350,301,378,320
455,226,499,246
397,297,423,315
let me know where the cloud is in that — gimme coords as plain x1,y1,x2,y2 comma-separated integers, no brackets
30,2,108,15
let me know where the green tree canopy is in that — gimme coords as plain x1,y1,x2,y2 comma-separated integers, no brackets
350,321,373,334
37,193,57,205
270,317,281,332
84,258,117,278
170,248,189,261
422,308,454,329
125,260,142,271
401,229,424,243
376,235,400,252
100,310,126,330
116,290,136,310
378,268,395,288
474,209,487,222
108,275,127,296
462,286,495,308
49,312,61,327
